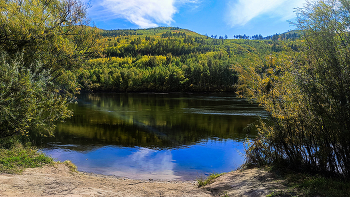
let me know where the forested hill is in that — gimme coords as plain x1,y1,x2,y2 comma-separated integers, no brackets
73,27,302,92
100,27,205,38
100,27,300,41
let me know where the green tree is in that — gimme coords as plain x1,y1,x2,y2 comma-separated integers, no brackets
0,0,101,77
239,0,350,178
0,0,99,138
294,0,350,176
0,52,72,138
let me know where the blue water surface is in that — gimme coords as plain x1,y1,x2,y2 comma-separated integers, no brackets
38,93,266,180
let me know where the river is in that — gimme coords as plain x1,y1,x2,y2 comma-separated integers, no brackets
36,93,267,180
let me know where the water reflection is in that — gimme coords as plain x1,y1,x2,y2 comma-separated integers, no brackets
43,140,246,180
37,93,267,180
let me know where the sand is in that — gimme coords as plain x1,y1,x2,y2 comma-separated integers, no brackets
0,163,287,197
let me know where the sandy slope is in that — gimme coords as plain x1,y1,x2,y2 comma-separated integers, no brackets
0,163,286,197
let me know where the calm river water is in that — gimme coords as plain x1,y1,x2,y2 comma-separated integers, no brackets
37,93,267,180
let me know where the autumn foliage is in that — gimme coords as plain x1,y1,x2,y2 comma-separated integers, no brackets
237,0,350,179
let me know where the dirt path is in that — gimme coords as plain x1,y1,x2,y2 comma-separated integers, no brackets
0,163,287,197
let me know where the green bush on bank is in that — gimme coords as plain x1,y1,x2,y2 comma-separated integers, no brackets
237,0,350,180
0,137,53,174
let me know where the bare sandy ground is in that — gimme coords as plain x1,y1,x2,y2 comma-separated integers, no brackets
0,163,287,197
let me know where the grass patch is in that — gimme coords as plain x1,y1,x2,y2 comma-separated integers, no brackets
266,166,350,197
284,173,350,197
197,173,224,187
0,137,53,174
56,160,78,172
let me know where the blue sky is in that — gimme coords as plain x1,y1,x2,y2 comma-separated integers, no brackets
84,0,306,38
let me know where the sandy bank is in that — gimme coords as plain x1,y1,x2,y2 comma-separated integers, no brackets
0,163,287,197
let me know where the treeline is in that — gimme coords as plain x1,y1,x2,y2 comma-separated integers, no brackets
101,29,143,37
101,27,184,37
235,31,300,41
76,51,237,92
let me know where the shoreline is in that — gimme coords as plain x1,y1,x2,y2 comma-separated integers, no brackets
0,163,287,197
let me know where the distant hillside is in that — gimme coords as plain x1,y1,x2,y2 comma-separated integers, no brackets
101,27,302,41
101,27,206,38
68,26,303,93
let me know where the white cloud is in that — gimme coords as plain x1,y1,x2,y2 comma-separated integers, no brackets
227,0,306,27
91,0,199,28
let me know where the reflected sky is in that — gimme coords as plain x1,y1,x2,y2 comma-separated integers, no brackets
42,139,245,180
38,93,266,180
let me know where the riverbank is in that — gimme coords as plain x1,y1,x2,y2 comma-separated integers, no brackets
0,163,288,197
1,141,349,196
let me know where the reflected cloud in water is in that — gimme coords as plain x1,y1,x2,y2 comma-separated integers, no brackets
43,139,244,180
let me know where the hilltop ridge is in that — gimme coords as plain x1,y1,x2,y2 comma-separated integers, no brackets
100,27,206,38
99,26,300,41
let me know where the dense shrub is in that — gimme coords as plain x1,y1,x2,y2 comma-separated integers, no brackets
238,0,350,179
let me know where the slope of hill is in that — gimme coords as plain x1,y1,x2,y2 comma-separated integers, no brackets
101,27,206,38
68,27,302,92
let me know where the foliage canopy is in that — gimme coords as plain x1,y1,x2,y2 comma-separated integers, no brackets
238,0,350,179
0,0,100,138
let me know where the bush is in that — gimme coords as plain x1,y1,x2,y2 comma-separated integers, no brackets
237,0,350,179
0,52,73,138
